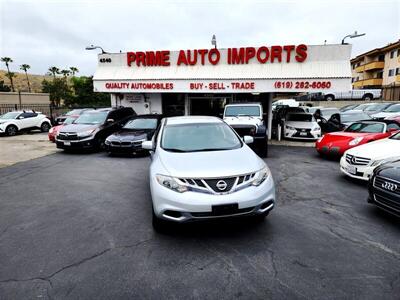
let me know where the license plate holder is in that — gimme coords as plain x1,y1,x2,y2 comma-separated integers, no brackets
63,141,71,146
345,165,357,174
212,203,239,215
300,132,307,136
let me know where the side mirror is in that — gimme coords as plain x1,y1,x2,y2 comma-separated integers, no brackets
106,118,115,123
243,136,254,144
142,140,154,150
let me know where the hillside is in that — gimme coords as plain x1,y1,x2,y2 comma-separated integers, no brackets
0,70,53,93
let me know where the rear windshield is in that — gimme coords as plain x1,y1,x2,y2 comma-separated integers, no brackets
345,122,384,133
63,117,77,125
383,104,400,112
286,114,313,122
364,103,389,112
225,106,260,117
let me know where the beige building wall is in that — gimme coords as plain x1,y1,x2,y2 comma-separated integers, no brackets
0,92,50,105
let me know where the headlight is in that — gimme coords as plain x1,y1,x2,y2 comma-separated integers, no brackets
311,126,320,131
286,125,295,130
252,166,270,186
156,175,188,193
349,137,364,146
77,129,95,137
317,136,324,143
105,139,111,145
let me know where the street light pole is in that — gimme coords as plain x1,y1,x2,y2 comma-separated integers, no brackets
85,45,108,54
341,31,366,44
211,35,217,49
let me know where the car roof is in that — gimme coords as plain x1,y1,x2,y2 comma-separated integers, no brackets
225,103,261,106
130,114,163,119
166,116,223,125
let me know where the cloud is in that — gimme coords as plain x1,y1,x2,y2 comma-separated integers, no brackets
0,0,398,75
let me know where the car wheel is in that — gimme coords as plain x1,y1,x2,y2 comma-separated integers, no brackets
40,122,51,132
362,94,373,101
152,209,170,232
324,94,335,101
5,125,18,136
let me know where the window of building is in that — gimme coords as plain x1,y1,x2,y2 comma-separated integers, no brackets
390,50,395,59
397,49,400,57
378,54,385,61
377,71,383,79
388,69,395,76
396,68,400,75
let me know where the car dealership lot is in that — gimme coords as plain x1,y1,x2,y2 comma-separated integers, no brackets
0,146,399,299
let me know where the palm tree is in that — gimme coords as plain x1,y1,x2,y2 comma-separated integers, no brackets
48,66,60,79
1,57,15,92
69,67,79,77
20,64,31,92
60,69,71,78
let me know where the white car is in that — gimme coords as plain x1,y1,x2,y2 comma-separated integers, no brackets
371,103,400,119
142,116,275,230
340,132,400,181
284,113,321,140
0,111,52,136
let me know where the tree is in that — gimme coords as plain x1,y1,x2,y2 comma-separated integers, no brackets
0,80,11,92
67,76,110,107
20,64,31,92
42,77,73,106
1,57,15,92
47,66,60,79
69,67,79,77
60,69,71,78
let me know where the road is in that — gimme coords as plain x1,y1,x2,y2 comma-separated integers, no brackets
0,146,399,299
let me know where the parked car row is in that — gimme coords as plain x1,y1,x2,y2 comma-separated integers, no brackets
316,116,400,217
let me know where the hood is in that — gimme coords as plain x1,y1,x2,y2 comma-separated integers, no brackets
375,159,400,179
372,112,399,119
107,129,150,141
0,119,14,123
59,124,99,133
323,132,379,142
285,121,319,129
159,145,265,178
346,138,400,160
224,117,263,127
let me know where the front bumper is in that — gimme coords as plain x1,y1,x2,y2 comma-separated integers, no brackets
105,142,145,153
284,129,321,141
150,174,275,222
340,156,374,181
56,137,96,149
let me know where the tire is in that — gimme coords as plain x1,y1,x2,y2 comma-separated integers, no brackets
253,211,270,222
40,122,51,132
362,94,373,101
5,125,18,136
152,209,170,232
324,94,335,101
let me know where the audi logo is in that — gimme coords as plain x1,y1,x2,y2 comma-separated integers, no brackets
381,181,398,192
216,180,228,191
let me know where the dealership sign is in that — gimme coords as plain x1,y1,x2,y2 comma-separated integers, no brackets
93,44,352,93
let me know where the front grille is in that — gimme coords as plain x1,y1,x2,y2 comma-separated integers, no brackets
191,206,254,217
231,126,256,137
293,128,313,138
345,154,371,166
374,194,400,213
179,172,256,194
374,176,400,196
57,133,79,140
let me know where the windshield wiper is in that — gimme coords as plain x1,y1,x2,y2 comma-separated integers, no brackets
189,148,232,152
163,148,188,152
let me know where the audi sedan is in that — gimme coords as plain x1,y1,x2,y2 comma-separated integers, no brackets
142,116,275,230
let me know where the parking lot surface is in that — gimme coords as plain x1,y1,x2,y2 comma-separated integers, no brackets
0,146,399,299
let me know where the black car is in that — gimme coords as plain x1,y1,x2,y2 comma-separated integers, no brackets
55,108,94,124
56,107,135,151
104,114,163,155
317,111,372,133
368,159,400,217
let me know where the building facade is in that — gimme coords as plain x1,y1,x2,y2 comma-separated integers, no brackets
351,40,400,89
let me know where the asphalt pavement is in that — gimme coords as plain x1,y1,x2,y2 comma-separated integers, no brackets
0,146,399,299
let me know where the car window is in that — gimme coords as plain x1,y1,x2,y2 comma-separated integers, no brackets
390,132,400,140
123,118,158,129
0,112,20,119
63,117,77,125
383,104,400,112
341,112,371,123
161,122,242,152
364,103,389,112
387,123,400,130
225,106,260,117
345,122,384,133
20,112,37,118
74,112,108,124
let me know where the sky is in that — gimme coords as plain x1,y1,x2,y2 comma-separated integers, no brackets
0,0,399,76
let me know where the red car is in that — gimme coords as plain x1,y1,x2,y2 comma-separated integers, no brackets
316,120,400,156
48,116,78,142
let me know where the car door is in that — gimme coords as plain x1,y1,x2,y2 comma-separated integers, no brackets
17,113,35,129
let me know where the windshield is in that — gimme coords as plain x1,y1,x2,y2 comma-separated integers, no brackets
0,112,20,119
345,122,384,133
225,106,260,117
123,118,158,130
66,109,88,116
341,112,371,123
287,114,313,122
383,104,400,112
364,103,389,112
161,123,242,152
74,112,108,124
63,117,77,125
